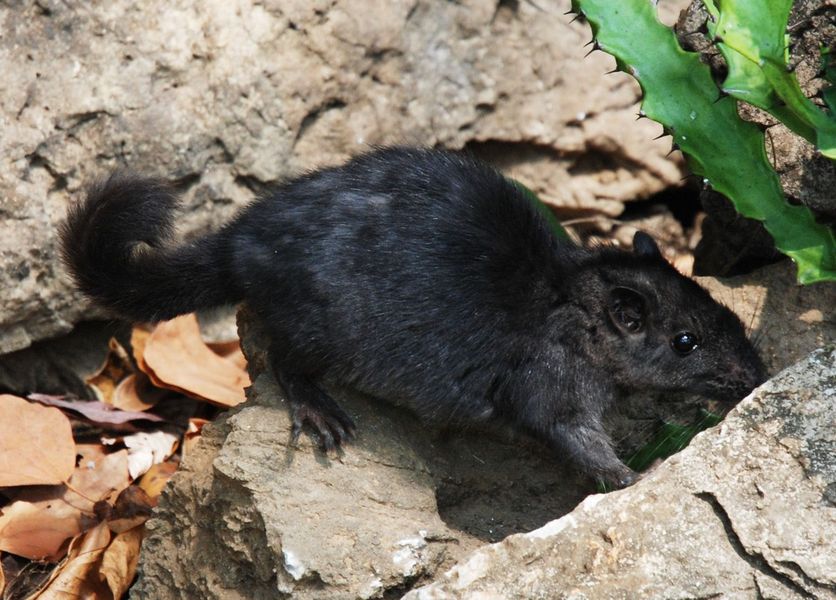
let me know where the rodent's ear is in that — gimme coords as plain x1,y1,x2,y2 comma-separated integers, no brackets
608,287,648,334
632,231,662,259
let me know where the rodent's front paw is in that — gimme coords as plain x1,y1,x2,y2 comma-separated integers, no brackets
606,468,640,489
289,402,356,452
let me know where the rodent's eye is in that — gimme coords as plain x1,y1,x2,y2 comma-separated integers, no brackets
671,331,699,355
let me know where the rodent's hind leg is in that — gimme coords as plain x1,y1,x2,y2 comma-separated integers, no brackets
549,422,638,489
273,370,357,452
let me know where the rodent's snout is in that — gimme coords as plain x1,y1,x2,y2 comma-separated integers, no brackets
722,356,768,402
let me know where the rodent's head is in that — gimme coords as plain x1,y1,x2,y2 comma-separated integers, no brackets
578,232,766,403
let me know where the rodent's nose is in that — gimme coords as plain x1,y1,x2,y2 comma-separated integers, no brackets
731,359,767,399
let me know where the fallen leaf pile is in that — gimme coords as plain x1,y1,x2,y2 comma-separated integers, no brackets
0,314,250,599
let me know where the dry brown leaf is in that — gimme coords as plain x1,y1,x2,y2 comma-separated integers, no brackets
139,314,250,407
28,394,165,429
137,462,178,501
0,447,129,562
118,326,165,414
86,339,135,405
208,339,248,369
0,395,75,487
100,525,144,598
105,486,154,534
71,445,132,503
0,500,80,562
130,325,151,366
32,521,111,599
183,418,210,457
112,372,168,412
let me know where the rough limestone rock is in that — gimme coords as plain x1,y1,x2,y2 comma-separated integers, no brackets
131,308,595,599
0,0,686,355
133,260,836,599
135,378,465,599
406,345,836,599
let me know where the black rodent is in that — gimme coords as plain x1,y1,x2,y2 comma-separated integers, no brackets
60,146,766,488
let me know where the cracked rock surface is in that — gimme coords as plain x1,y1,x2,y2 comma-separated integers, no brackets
0,0,685,355
131,307,595,599
406,347,836,599
134,259,836,598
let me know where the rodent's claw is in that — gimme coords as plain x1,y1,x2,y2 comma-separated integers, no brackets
617,471,638,488
289,419,304,447
322,411,357,451
289,401,356,452
605,468,639,489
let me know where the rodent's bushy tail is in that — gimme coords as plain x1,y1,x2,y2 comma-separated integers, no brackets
60,173,243,323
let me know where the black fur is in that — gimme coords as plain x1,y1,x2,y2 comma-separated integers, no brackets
60,147,766,488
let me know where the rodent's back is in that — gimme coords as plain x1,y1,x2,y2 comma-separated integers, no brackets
231,148,764,417
230,148,584,416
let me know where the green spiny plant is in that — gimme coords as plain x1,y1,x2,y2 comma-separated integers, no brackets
705,0,836,154
570,0,836,284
